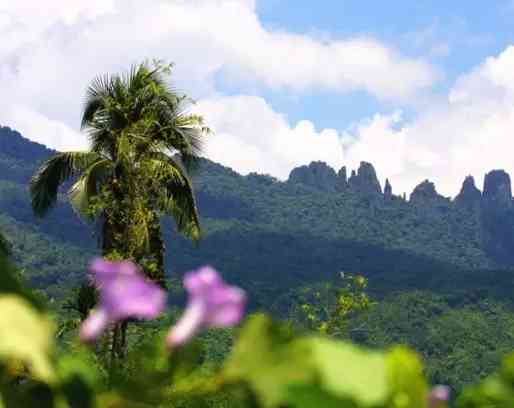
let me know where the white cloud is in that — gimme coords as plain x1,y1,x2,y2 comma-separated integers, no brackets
340,46,514,197
197,95,345,178
0,105,87,152
0,0,436,152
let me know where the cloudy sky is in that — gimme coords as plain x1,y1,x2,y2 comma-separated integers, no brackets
1,0,514,197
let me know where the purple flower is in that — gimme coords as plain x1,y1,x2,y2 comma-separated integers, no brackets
80,258,167,343
428,385,450,408
166,266,246,348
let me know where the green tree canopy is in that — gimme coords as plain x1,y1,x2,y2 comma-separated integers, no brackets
30,61,209,285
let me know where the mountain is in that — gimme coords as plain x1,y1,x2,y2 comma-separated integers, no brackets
1,125,514,305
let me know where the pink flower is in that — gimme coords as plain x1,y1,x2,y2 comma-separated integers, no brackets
428,385,450,408
80,258,167,342
166,266,246,348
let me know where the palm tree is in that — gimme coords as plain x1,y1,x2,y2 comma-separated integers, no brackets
30,62,208,287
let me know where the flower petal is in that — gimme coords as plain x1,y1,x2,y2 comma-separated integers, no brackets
166,266,246,348
166,299,206,348
101,270,167,320
428,385,450,408
80,309,109,343
90,258,138,287
184,266,222,295
206,287,246,327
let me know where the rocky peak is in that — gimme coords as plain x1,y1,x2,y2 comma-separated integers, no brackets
348,162,382,195
483,170,513,209
335,166,348,192
288,161,337,192
410,180,446,205
384,179,393,199
455,176,481,209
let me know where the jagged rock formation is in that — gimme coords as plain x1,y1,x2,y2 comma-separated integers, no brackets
288,161,337,192
348,162,382,195
481,170,514,264
384,179,393,200
287,161,382,195
455,176,482,209
336,166,348,192
410,180,447,205
483,170,513,210
286,160,512,215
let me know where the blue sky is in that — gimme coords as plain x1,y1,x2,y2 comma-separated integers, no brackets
256,0,514,128
1,0,514,196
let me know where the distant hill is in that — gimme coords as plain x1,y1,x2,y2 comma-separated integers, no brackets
1,125,514,304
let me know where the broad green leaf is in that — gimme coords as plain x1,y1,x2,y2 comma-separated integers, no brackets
303,337,388,406
68,158,111,217
222,314,315,407
285,384,355,408
0,295,54,382
386,346,428,408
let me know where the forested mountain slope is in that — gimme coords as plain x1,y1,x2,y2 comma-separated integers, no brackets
1,125,514,302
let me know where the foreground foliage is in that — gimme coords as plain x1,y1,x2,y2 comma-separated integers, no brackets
0,250,514,408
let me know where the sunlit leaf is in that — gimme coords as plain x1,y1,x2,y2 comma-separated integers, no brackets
305,337,388,406
222,314,314,407
387,346,428,408
0,295,54,382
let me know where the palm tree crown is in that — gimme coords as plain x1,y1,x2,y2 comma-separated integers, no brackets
30,62,209,284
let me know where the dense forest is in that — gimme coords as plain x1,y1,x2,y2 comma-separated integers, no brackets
2,125,514,298
1,61,514,407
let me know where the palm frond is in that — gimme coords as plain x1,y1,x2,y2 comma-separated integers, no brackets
150,107,207,169
30,151,104,217
69,159,113,217
149,153,201,240
81,74,113,129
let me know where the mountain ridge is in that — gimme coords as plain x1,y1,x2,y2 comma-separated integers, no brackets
1,125,514,302
2,124,512,207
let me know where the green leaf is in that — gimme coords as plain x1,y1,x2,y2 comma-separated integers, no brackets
110,332,205,405
222,314,315,407
285,384,355,408
386,346,428,408
68,159,111,217
0,295,54,383
58,351,103,408
302,337,388,407
30,151,103,217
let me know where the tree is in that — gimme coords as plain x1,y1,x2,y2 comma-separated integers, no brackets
30,61,208,287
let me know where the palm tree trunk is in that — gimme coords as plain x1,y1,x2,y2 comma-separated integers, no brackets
148,213,166,289
101,213,115,255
